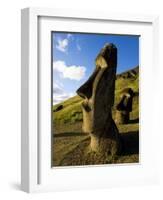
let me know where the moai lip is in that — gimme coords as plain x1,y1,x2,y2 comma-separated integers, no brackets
76,43,121,155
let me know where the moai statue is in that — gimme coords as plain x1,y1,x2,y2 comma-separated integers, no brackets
115,88,134,124
76,43,121,156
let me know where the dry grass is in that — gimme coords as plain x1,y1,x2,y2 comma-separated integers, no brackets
52,120,139,166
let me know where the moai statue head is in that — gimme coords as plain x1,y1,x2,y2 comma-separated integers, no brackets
76,43,121,155
115,88,134,124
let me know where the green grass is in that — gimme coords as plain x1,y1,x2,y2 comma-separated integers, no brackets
52,66,139,166
53,66,139,126
53,95,83,125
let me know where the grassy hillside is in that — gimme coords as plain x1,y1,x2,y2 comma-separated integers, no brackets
52,66,139,166
53,66,139,128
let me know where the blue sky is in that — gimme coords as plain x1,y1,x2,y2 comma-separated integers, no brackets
52,32,139,104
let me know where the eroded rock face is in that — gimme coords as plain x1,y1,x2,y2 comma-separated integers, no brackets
76,43,121,155
115,88,134,124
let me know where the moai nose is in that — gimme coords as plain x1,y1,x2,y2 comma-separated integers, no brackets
76,67,100,99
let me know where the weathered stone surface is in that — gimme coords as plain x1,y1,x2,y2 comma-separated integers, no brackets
76,43,121,155
115,88,134,124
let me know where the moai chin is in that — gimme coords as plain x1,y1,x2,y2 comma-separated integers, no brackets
76,43,121,156
115,88,134,124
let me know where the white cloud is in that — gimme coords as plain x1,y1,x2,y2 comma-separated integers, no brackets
53,60,86,81
56,38,68,52
67,33,73,39
55,34,74,53
53,83,63,94
76,39,81,51
77,43,81,51
53,93,74,105
53,82,75,105
55,79,64,88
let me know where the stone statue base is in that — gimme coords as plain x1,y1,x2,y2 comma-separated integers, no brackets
90,119,121,156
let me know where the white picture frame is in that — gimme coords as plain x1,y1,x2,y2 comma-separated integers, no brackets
21,7,159,193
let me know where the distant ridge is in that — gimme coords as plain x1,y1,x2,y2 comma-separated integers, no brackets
116,66,139,79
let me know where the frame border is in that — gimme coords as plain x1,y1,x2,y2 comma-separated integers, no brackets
21,7,159,193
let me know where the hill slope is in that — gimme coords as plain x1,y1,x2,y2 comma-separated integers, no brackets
53,66,139,129
52,66,139,166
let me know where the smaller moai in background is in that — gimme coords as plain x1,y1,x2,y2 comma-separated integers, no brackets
115,88,134,124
